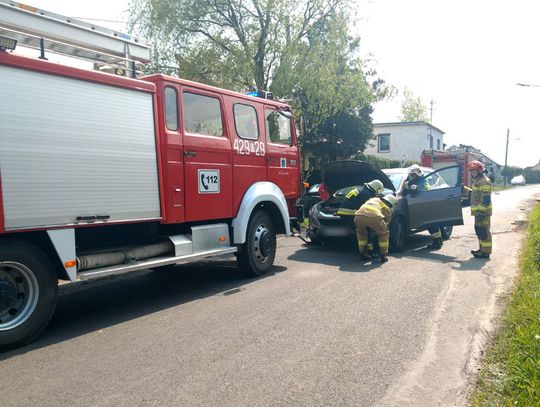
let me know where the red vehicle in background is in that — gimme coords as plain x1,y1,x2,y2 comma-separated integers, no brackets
0,1,300,350
421,148,487,204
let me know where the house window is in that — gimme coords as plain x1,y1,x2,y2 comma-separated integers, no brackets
377,133,390,152
437,139,441,150
429,135,433,149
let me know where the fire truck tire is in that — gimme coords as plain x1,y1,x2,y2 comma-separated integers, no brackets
0,241,58,351
238,210,276,276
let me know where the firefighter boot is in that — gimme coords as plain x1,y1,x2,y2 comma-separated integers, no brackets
428,238,443,250
471,249,481,255
360,253,372,261
380,255,388,263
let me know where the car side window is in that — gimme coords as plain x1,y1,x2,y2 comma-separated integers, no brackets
417,166,461,192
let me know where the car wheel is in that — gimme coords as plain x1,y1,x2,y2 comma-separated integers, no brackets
441,225,453,240
237,210,276,276
0,241,59,351
389,216,407,252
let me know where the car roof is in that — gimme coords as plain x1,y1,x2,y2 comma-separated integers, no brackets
382,166,433,174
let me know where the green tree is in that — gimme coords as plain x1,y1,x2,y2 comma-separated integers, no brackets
400,88,428,122
130,0,387,163
130,0,349,91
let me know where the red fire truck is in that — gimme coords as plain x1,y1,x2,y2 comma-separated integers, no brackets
0,2,300,350
421,147,487,203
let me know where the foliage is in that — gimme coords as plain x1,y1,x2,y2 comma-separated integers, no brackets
400,88,428,122
501,165,540,184
130,0,388,164
471,205,540,406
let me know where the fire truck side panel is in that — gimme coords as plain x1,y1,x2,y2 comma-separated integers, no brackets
180,87,234,222
0,171,4,233
154,82,185,223
264,108,300,202
226,95,269,214
0,64,161,230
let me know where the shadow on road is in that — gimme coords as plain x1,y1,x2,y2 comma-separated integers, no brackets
288,240,384,273
291,233,488,273
0,258,286,361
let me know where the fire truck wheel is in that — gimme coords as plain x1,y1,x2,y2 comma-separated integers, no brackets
0,241,58,351
238,210,276,276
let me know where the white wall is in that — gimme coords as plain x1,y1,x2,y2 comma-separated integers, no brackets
364,123,444,161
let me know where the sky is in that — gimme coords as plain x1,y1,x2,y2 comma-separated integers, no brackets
16,0,540,167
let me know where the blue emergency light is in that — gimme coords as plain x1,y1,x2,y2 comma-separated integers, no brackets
245,90,274,100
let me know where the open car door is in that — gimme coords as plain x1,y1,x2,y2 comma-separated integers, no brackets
406,165,464,231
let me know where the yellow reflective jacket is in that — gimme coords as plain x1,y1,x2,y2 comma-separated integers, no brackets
471,174,492,216
355,197,392,224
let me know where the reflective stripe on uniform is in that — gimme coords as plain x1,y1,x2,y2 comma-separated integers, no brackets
358,240,368,245
379,241,389,248
431,231,442,238
480,241,493,247
472,185,491,192
337,208,356,216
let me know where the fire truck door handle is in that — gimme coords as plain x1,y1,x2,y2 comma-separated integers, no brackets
184,151,197,157
96,215,111,220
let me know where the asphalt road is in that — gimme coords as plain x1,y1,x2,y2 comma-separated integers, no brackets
2,185,540,407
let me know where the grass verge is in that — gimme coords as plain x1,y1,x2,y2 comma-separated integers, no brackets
471,204,540,406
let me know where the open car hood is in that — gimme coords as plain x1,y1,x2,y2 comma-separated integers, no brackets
322,160,395,195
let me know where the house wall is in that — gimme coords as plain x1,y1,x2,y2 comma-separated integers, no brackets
364,123,444,162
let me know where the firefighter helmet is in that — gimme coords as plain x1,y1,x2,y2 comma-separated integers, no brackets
408,164,422,177
467,160,485,172
365,179,384,194
382,194,398,209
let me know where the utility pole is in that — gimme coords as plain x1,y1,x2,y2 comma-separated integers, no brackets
429,100,434,149
504,128,509,186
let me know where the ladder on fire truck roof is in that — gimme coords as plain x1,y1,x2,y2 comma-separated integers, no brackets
0,0,151,76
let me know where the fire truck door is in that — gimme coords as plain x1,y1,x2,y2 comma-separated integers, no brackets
181,89,233,221
264,108,300,199
229,100,267,210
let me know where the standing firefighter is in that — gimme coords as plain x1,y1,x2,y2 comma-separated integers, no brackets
468,160,492,258
405,164,444,250
337,180,385,254
354,194,397,263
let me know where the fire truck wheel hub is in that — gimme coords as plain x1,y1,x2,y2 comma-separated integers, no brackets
254,224,271,261
0,262,39,331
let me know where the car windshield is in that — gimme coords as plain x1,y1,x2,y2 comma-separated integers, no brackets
383,172,405,190
334,186,361,197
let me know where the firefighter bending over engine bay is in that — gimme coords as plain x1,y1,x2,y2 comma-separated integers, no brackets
354,194,397,263
405,164,444,250
337,179,385,254
468,160,492,259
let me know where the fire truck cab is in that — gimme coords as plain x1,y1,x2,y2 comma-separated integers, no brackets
0,1,300,350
